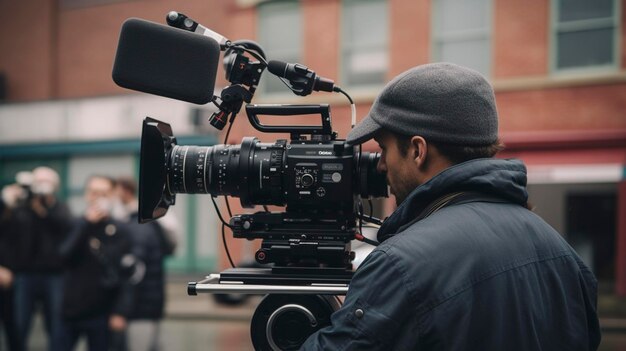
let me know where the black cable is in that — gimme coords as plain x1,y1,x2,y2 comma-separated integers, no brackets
221,223,236,268
231,44,268,65
223,112,235,144
359,236,380,247
368,198,374,219
263,205,269,212
229,44,299,96
224,196,233,217
277,76,299,92
334,86,354,104
211,196,233,229
357,213,383,226
357,201,364,237
212,196,236,268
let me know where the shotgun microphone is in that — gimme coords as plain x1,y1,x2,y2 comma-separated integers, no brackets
267,60,335,96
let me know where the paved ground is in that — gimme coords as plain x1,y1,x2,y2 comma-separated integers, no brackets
8,275,626,350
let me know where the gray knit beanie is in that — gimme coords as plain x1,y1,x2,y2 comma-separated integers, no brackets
346,62,498,145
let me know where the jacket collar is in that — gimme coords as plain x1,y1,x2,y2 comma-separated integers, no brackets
377,158,528,242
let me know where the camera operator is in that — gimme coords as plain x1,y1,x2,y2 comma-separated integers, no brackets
0,167,73,351
113,176,178,351
59,175,133,351
301,63,600,350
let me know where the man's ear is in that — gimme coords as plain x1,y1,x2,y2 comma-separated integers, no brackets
410,136,428,169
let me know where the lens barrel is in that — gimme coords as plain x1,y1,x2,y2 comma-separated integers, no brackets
166,142,386,206
167,138,287,207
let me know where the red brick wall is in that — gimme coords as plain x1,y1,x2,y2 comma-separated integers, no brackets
493,0,549,78
0,0,232,100
56,1,229,98
496,84,626,133
389,0,431,77
0,0,56,101
303,0,340,82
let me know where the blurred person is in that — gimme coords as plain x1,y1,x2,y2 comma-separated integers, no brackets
59,176,134,351
2,167,73,351
114,176,177,351
0,184,21,351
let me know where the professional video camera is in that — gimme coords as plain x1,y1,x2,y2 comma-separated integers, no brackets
112,12,387,350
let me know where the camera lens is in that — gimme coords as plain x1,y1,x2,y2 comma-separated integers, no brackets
166,144,386,204
166,139,287,208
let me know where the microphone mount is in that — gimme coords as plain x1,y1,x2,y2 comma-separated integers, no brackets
166,11,231,50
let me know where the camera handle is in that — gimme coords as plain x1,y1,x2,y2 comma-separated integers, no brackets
245,104,336,140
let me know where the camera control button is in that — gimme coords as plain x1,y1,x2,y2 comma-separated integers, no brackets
331,172,342,183
355,309,364,319
316,187,326,197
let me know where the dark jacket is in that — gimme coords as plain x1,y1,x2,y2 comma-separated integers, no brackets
59,217,133,321
301,158,600,350
1,199,72,273
127,212,167,320
0,201,19,269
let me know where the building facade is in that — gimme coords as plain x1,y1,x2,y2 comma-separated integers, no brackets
1,0,625,294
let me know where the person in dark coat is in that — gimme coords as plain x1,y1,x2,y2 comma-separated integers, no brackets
114,176,176,351
301,63,601,350
2,167,73,351
59,175,133,351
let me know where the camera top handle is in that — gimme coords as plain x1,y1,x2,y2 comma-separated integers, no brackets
246,104,336,141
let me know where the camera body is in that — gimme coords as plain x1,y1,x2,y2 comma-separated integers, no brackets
140,103,386,268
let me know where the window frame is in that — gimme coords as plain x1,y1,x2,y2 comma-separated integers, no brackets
257,0,303,96
339,0,389,90
430,0,493,78
549,0,622,75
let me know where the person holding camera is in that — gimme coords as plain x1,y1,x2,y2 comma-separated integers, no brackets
58,175,133,351
0,167,73,351
300,63,601,350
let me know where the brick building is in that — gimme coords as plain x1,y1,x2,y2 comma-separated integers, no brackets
1,0,625,295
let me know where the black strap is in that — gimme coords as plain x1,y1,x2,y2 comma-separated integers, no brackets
393,191,511,236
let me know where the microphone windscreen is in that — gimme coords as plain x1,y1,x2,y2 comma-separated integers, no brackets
112,18,220,105
267,60,288,76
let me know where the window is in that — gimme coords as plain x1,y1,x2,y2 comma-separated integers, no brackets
341,0,389,87
258,1,303,94
432,0,492,77
552,0,619,72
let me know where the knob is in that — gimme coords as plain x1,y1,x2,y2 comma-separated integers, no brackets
301,174,314,187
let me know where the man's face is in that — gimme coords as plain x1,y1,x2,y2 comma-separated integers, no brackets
115,186,132,205
374,131,422,206
85,177,113,206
